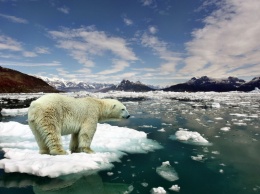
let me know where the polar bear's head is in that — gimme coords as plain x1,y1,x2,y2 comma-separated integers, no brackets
102,99,130,120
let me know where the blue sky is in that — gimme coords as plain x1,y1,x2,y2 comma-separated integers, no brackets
0,0,259,86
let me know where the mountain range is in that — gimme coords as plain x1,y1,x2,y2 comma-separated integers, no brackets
163,76,260,92
42,76,260,92
0,66,259,93
40,76,114,92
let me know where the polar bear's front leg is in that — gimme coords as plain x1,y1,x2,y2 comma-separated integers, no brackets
77,122,97,154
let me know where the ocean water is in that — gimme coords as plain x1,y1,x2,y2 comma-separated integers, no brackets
0,92,259,194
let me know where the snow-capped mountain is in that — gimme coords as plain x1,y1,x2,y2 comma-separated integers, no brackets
164,76,247,92
40,77,114,92
238,77,260,91
99,80,155,92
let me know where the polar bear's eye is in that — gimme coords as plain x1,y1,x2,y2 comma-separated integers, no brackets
121,108,125,111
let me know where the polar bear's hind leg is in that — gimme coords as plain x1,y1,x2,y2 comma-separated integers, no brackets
44,125,67,155
29,121,50,154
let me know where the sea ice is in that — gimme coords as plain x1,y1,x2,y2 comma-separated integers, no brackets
158,128,165,132
1,108,28,116
169,184,180,192
191,154,205,162
156,161,179,182
220,127,230,131
211,102,220,108
169,129,211,146
151,186,167,194
0,121,162,178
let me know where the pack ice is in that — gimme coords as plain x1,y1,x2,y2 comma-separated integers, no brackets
0,121,162,178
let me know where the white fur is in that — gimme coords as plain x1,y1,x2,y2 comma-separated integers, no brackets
28,94,130,155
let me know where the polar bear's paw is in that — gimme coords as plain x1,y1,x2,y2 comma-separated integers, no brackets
39,149,50,155
50,148,68,155
77,147,95,154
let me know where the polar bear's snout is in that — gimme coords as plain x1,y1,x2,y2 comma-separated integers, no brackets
122,109,130,119
124,114,130,119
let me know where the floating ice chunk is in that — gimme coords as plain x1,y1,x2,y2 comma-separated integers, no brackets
191,154,205,162
139,125,157,129
0,121,162,178
220,127,230,131
211,102,220,108
169,129,211,146
158,128,165,132
107,172,114,176
156,161,179,182
1,108,28,116
123,185,134,194
162,123,172,126
151,186,167,194
169,184,180,192
212,151,220,155
219,169,224,173
233,122,247,126
141,182,149,187
215,117,223,120
230,113,248,117
248,114,258,118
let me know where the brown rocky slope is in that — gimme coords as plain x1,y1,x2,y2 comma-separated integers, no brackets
0,66,59,93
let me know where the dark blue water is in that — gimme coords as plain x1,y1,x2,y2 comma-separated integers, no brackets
1,96,260,194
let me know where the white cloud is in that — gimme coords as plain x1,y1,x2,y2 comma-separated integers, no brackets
48,27,138,68
98,60,129,75
22,51,37,58
123,16,133,26
141,33,182,73
0,13,28,24
0,35,22,51
181,0,260,78
0,34,38,58
141,0,154,6
148,26,158,34
0,61,61,67
57,6,70,14
34,47,50,54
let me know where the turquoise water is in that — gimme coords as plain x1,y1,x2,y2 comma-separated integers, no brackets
0,95,260,194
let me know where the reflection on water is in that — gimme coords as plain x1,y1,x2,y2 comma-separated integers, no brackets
0,169,130,194
1,93,260,194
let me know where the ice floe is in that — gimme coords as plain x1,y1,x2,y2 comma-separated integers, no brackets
151,186,167,194
1,108,28,116
220,127,230,131
157,128,165,132
169,184,180,192
191,154,205,162
156,161,179,182
169,128,212,146
0,121,162,178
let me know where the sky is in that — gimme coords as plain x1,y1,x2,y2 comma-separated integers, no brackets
0,0,259,86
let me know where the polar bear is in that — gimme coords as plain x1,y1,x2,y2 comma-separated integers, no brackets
28,94,130,155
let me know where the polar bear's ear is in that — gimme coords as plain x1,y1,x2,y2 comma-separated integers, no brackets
112,104,116,109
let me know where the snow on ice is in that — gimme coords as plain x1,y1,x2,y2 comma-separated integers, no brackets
0,121,162,178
